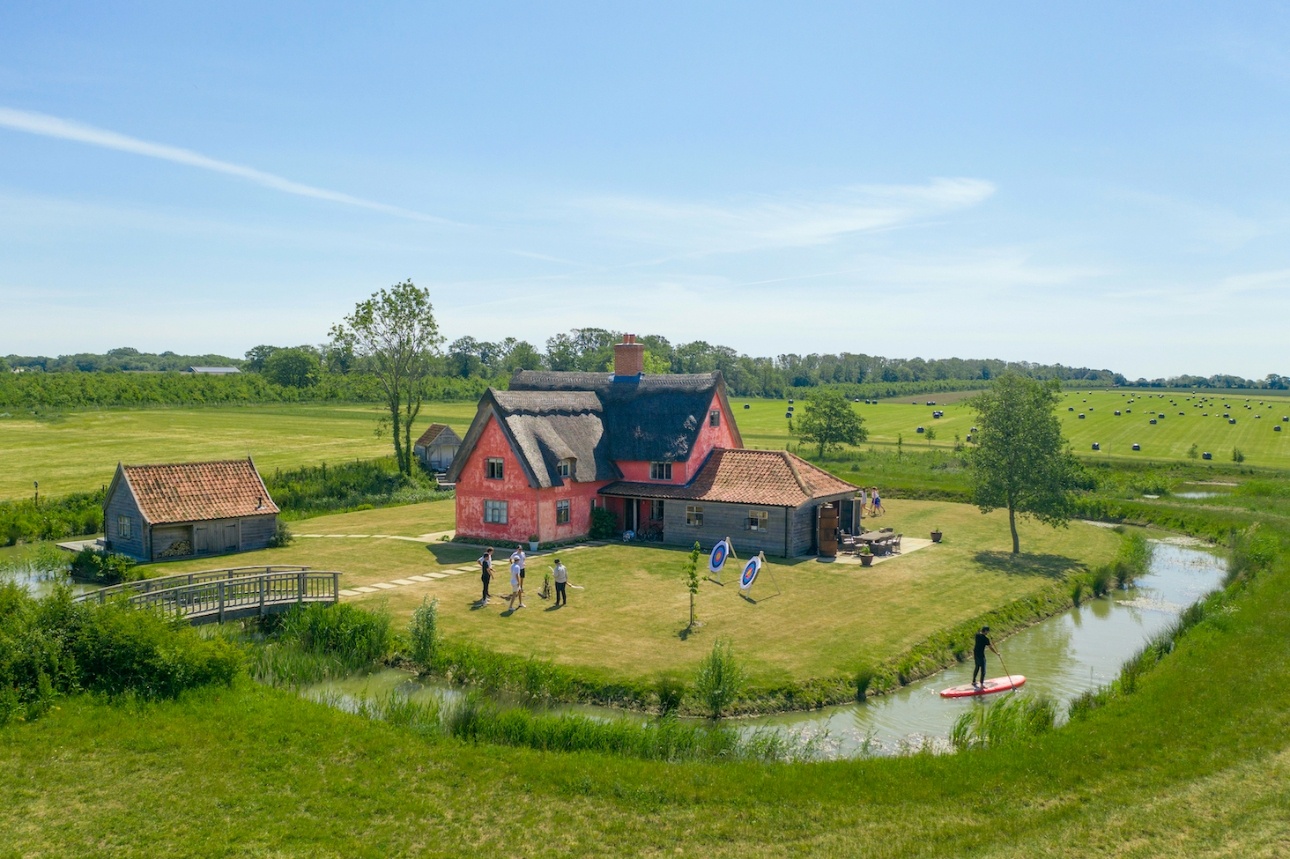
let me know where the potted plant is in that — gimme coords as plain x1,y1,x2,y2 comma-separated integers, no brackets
858,544,874,567
930,528,943,543
528,534,540,552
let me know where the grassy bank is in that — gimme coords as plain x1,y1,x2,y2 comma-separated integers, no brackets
0,508,1285,856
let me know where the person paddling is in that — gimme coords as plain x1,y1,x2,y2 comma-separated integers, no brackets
972,625,1000,687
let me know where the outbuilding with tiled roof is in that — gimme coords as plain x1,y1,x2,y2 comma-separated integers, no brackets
600,448,859,556
103,457,280,561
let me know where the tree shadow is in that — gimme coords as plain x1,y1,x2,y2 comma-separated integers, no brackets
972,550,1082,579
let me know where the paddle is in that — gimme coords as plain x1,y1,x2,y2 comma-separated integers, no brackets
996,650,1017,694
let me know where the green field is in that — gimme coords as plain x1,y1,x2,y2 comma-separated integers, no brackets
6,387,1290,501
0,402,480,500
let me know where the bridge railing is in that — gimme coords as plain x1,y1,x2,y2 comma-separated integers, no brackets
75,565,313,604
121,571,342,624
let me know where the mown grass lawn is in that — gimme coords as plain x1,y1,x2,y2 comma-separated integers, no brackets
138,499,1121,687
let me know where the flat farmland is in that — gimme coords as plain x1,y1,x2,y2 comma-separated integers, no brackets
6,386,1289,502
0,402,479,499
735,388,1290,467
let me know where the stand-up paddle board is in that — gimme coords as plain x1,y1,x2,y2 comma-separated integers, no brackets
939,676,1026,698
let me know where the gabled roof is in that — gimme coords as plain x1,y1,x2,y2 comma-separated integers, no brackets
508,370,741,461
414,423,460,449
599,448,858,508
446,390,617,489
112,458,279,525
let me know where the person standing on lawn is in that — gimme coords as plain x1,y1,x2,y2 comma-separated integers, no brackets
552,558,568,606
478,547,494,606
511,545,527,589
972,626,1000,686
508,556,526,611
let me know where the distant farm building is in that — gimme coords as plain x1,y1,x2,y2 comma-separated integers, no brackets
413,423,462,472
104,458,279,562
186,366,241,374
447,334,859,555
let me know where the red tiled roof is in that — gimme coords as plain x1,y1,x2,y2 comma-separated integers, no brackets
120,458,279,524
599,448,858,507
415,423,453,448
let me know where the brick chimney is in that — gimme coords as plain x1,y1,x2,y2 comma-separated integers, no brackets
613,333,645,378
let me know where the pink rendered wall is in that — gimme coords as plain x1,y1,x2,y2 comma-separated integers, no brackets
455,415,609,543
454,417,539,544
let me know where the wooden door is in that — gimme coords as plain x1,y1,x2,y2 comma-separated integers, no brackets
818,504,838,557
222,523,239,552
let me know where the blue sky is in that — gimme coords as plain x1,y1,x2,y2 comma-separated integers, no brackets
2,2,1289,378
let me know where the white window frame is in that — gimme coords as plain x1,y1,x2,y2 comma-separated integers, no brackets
118,515,132,540
486,457,504,480
686,505,703,527
483,499,508,524
746,509,769,531
556,499,571,525
709,409,720,427
557,459,573,479
650,461,673,480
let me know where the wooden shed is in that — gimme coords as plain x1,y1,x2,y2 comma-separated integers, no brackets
413,423,462,472
103,458,280,562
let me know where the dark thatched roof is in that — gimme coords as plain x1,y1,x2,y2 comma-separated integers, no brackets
508,370,740,462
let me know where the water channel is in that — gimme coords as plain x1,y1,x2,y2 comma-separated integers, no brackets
302,540,1226,760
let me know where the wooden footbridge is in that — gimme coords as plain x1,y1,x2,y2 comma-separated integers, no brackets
73,565,342,625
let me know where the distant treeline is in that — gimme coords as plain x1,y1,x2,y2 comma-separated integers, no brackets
0,372,489,411
9,329,1287,406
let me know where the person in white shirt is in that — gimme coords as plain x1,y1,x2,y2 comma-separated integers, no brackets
508,560,525,611
552,559,568,606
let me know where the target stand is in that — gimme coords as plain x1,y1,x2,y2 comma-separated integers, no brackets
738,552,781,602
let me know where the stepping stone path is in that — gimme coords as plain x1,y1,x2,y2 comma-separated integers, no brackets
292,533,603,601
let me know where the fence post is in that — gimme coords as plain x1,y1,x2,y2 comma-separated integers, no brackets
298,571,306,605
332,572,339,604
218,581,225,623
259,576,266,616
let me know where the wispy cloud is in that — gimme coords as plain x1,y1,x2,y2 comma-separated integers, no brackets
570,177,995,256
0,106,451,223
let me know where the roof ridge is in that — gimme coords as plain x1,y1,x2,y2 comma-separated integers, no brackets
780,449,813,496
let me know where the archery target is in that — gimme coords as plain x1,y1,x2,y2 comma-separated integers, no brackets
739,555,762,590
709,540,729,574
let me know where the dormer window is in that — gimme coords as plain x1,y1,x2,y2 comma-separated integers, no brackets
650,461,673,480
557,458,573,479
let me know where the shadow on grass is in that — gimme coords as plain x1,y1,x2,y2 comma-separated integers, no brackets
427,544,481,565
973,550,1083,579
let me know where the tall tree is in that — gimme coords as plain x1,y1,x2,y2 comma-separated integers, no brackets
969,374,1081,554
330,281,444,475
796,388,867,458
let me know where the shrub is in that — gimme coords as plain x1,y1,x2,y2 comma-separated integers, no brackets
278,603,392,669
408,597,440,671
268,520,294,548
589,506,618,540
949,694,1056,751
69,547,139,585
655,676,687,715
693,639,746,719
